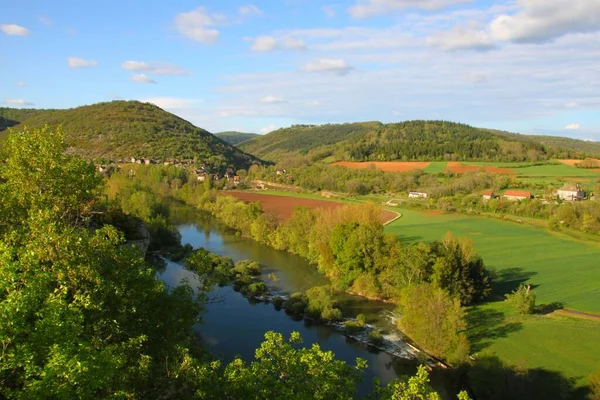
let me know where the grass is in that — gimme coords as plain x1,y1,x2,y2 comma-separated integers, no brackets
423,162,447,174
467,300,600,388
385,209,600,312
514,163,600,178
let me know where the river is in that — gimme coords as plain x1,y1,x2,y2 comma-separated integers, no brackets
157,209,454,398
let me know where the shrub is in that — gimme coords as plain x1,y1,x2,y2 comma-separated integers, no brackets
589,369,600,400
284,292,308,315
320,306,343,322
233,260,262,276
506,284,536,314
356,314,366,327
368,330,384,346
344,320,361,334
272,296,285,310
247,282,268,297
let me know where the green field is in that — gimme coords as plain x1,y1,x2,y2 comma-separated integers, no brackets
386,208,600,389
423,161,447,174
385,209,600,312
460,161,600,178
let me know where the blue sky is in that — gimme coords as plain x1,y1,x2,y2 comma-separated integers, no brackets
1,0,600,140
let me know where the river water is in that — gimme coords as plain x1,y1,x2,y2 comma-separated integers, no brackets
157,210,454,398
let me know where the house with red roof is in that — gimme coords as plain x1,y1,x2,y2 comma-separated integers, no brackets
503,190,533,201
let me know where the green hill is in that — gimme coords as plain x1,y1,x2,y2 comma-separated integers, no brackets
215,131,259,146
239,120,599,163
0,101,263,169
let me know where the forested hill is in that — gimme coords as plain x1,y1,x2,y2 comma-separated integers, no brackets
215,131,259,145
238,120,598,163
0,101,263,169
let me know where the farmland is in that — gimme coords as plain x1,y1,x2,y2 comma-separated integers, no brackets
444,161,516,174
385,208,600,387
220,190,398,223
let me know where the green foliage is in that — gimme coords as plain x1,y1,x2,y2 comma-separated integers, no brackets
215,131,259,145
185,247,235,288
590,369,600,400
356,313,367,327
246,281,268,297
506,284,536,314
399,284,470,364
239,120,596,163
1,101,262,168
368,329,384,346
375,365,471,400
220,331,367,400
284,292,308,315
233,259,262,276
344,320,361,334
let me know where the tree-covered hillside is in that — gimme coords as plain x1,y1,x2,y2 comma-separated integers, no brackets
215,131,259,146
239,120,597,163
0,101,262,169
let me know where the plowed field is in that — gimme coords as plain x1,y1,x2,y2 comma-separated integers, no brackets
222,191,397,224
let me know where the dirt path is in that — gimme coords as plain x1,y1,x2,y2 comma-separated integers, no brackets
552,309,600,322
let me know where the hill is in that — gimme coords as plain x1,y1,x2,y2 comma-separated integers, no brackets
0,101,263,169
215,131,259,146
239,120,598,163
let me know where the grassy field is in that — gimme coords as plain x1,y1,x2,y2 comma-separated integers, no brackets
385,209,600,312
467,300,600,389
423,162,447,174
386,208,600,389
449,161,600,179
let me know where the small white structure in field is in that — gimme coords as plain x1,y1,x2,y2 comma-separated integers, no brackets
557,184,585,201
408,191,428,199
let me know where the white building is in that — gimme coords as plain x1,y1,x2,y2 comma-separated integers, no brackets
557,184,585,201
408,191,428,199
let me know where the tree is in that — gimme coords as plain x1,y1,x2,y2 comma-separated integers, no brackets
590,369,600,400
399,284,470,364
506,284,536,314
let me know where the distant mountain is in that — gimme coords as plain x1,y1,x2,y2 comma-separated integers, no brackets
215,131,259,146
0,101,263,169
239,120,598,163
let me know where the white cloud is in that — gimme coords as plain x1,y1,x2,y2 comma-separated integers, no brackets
143,97,200,109
349,0,472,18
15,81,28,87
260,95,286,103
3,99,33,106
174,7,220,44
249,35,306,52
305,59,352,75
250,36,278,51
39,16,52,25
0,24,30,36
130,74,156,84
67,57,97,68
240,5,262,16
260,124,278,134
565,123,580,130
427,25,494,51
490,0,600,43
121,61,190,76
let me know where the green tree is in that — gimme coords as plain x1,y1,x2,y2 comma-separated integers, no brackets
506,284,536,314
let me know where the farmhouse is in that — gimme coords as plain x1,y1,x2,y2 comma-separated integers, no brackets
409,191,428,199
482,190,496,201
503,190,533,201
557,184,585,201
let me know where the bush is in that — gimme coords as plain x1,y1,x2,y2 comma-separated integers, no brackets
284,292,308,315
344,320,361,334
356,314,366,327
320,306,343,322
368,330,384,346
506,284,536,315
233,260,262,276
273,296,285,310
233,275,253,292
247,282,268,297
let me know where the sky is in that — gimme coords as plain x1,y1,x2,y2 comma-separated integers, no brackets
1,0,600,139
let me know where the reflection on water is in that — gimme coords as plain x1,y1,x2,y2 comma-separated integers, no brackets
158,210,453,398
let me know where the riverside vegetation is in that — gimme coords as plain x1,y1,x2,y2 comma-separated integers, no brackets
0,126,478,399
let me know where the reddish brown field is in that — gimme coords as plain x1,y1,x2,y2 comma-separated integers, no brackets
444,162,516,174
558,158,600,166
331,161,430,172
222,191,397,224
